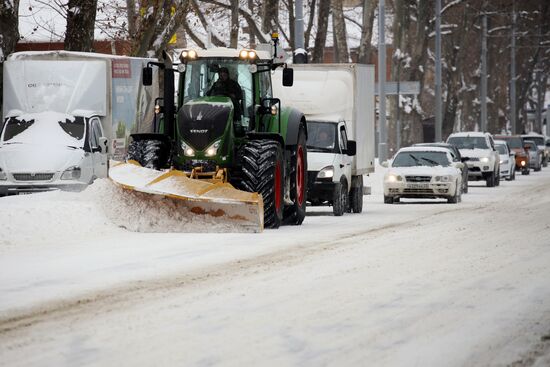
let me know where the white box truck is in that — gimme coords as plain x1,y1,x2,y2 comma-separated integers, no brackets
273,63,375,215
0,51,158,195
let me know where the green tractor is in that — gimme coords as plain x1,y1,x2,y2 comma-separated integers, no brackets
127,35,307,228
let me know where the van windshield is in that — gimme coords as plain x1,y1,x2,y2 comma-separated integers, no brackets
306,121,338,153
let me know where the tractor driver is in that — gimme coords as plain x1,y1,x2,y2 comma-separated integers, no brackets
207,67,243,120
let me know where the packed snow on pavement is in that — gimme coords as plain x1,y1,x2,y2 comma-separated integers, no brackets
1,164,550,366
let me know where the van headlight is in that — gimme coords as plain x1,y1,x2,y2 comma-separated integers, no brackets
61,166,81,180
0,168,6,181
317,166,334,179
205,140,221,157
181,141,195,157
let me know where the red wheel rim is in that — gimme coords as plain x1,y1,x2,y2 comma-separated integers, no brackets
296,145,305,206
275,161,282,211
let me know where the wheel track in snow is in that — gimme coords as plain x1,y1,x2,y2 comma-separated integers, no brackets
1,178,548,338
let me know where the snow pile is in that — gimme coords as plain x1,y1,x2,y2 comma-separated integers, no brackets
88,179,253,233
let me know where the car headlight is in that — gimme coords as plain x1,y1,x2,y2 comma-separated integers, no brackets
317,166,334,179
386,174,403,183
434,175,450,182
480,157,490,163
181,141,195,157
0,168,6,181
500,159,508,165
205,140,221,157
61,166,81,180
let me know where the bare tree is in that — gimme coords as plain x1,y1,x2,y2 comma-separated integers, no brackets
262,0,279,34
229,0,239,47
311,0,330,63
357,0,376,64
64,0,98,51
1,0,20,113
331,0,349,63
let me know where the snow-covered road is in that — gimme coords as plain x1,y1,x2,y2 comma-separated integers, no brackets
1,168,550,366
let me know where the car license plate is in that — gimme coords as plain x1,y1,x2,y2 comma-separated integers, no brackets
407,183,429,189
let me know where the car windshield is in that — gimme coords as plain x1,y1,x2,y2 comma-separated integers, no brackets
495,144,508,155
306,121,338,153
447,136,488,149
392,151,451,167
525,136,544,146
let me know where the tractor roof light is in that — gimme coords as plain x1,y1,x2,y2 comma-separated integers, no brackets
239,49,257,61
180,49,198,62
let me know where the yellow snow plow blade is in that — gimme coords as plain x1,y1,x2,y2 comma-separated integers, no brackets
108,161,264,232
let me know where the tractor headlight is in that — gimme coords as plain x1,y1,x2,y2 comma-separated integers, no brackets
0,168,6,181
386,174,403,183
180,49,197,61
317,166,334,179
181,142,195,157
239,49,257,60
61,166,81,180
205,140,221,157
480,157,490,163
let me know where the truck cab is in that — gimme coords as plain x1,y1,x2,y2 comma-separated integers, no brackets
306,120,356,215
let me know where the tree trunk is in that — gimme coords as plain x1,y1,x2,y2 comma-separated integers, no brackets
304,0,316,49
287,0,295,50
357,0,376,64
248,0,256,47
64,0,98,51
331,0,348,63
126,0,136,36
261,0,279,35
0,0,20,114
229,0,239,48
311,0,330,63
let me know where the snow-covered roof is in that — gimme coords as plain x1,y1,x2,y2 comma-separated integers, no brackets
396,146,451,154
7,50,154,62
448,131,489,138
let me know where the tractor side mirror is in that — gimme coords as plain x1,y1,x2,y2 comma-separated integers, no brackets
143,67,153,86
282,68,294,87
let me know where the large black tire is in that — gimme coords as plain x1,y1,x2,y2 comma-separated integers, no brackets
543,156,548,168
495,168,500,186
332,180,347,216
283,125,307,225
127,139,167,170
127,140,145,163
237,140,284,229
348,175,363,213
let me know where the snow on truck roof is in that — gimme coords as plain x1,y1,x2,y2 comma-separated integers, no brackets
7,50,155,62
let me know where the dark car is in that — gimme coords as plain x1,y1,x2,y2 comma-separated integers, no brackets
494,135,530,175
413,142,469,193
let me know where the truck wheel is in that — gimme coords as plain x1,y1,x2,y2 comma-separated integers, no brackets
384,195,393,204
332,180,347,216
238,140,284,229
348,175,363,213
283,125,307,225
486,171,495,187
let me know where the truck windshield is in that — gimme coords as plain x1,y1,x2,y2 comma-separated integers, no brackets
183,59,253,128
447,136,488,149
306,121,338,153
392,151,451,167
1,113,85,147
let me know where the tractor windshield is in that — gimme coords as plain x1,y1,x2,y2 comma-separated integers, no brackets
183,58,253,128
